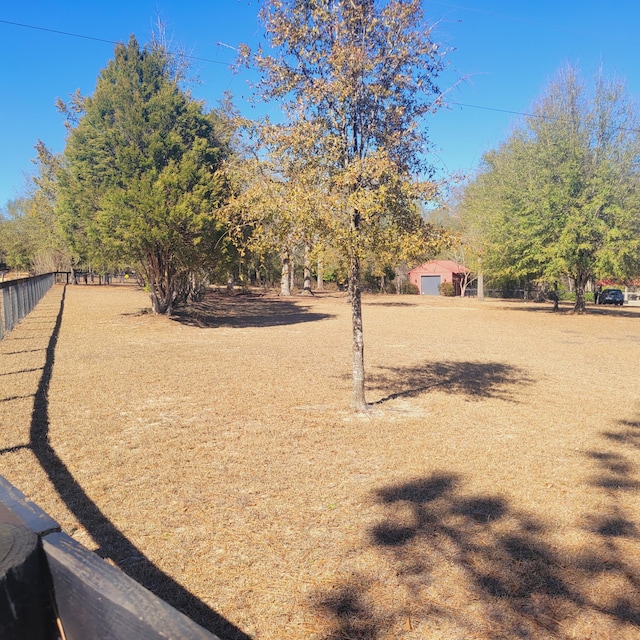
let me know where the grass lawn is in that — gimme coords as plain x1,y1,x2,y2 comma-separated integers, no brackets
1,284,639,639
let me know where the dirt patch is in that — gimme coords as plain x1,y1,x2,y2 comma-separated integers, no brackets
1,285,640,639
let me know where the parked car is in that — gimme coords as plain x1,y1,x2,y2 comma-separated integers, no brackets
598,288,624,306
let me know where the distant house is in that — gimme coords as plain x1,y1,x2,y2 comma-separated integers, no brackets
408,260,469,296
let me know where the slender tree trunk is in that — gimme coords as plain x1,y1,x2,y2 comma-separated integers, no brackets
547,281,560,311
303,245,313,294
350,253,367,411
316,259,324,291
290,254,295,293
477,259,484,301
226,271,235,294
280,253,291,296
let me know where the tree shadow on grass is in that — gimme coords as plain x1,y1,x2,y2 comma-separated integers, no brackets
26,285,251,640
170,292,333,328
504,301,640,319
365,301,417,308
313,419,640,639
601,419,640,450
369,360,533,404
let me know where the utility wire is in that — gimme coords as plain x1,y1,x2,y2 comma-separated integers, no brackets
0,18,116,45
0,18,233,67
449,101,640,134
2,17,639,134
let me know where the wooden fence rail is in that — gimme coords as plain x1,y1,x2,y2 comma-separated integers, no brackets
0,475,221,640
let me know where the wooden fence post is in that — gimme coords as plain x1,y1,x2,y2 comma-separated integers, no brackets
0,478,60,640
0,476,224,640
43,533,222,640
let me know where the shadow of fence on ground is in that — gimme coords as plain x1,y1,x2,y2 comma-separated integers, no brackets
170,292,334,329
312,415,640,639
369,360,533,404
24,285,250,640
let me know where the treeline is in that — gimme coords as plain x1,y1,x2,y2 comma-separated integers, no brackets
3,2,640,405
0,20,450,318
448,65,640,313
0,1,452,409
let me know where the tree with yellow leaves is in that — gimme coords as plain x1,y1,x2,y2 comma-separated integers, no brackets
241,0,449,410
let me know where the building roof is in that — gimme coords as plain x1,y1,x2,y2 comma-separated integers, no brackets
408,260,469,274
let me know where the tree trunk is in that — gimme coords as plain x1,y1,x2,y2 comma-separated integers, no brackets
280,253,291,296
290,254,295,293
316,259,324,291
350,253,367,411
148,251,174,314
477,259,484,301
303,245,313,294
149,279,173,314
226,271,235,294
573,274,588,314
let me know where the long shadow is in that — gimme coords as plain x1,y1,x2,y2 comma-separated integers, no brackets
0,443,30,454
3,348,46,355
369,360,533,404
365,301,416,308
170,292,333,328
0,394,35,403
502,301,640,319
587,305,640,319
28,285,251,640
313,421,640,639
0,366,43,377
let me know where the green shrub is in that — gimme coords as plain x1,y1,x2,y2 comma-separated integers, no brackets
395,281,419,294
439,281,455,297
406,282,419,295
559,291,595,302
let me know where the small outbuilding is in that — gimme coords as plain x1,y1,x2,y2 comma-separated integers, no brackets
408,260,469,296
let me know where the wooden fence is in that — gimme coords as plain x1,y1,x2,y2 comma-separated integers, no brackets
0,475,221,640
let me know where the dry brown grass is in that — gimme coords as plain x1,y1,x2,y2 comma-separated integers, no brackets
1,284,640,639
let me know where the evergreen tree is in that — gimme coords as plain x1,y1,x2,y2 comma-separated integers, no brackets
0,143,71,274
58,36,232,313
461,66,640,312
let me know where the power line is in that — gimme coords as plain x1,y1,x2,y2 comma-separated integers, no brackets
450,101,539,118
3,17,639,134
0,18,116,45
448,101,640,134
0,18,234,67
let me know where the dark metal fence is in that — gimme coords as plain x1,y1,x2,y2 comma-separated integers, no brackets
0,273,68,341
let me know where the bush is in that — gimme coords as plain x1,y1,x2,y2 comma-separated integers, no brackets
558,291,595,302
439,281,455,297
397,282,419,295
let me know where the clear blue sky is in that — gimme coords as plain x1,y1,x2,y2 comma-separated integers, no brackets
1,0,638,208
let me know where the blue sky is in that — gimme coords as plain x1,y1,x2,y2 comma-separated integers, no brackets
1,0,638,208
